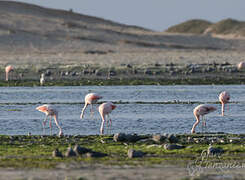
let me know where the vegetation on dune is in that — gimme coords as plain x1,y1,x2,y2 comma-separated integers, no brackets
209,18,245,35
166,19,212,34
166,18,245,36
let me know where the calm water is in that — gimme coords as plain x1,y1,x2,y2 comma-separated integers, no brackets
0,85,245,135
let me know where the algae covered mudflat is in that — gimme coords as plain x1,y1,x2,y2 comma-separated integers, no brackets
1,62,245,86
0,133,244,169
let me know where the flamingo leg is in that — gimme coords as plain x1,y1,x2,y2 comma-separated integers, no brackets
201,116,207,133
80,103,88,119
221,103,225,116
49,116,52,135
106,115,109,131
5,72,8,81
100,114,105,135
105,114,110,134
42,115,48,134
191,115,200,134
53,115,63,136
201,116,203,133
90,104,94,118
108,114,112,134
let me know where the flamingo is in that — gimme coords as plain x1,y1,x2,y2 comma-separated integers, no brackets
40,73,45,86
98,102,116,134
36,104,63,136
237,61,245,70
80,93,102,119
191,104,217,134
219,91,230,116
5,65,13,81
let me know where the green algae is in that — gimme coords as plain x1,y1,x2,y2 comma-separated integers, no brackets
0,134,244,169
0,76,245,87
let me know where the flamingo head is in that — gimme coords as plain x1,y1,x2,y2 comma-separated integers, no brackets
111,104,116,110
5,65,13,73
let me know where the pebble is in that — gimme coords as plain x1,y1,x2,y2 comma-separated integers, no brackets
113,133,141,142
113,133,127,142
152,134,166,143
73,144,92,156
207,145,224,156
85,151,107,158
65,147,77,157
167,134,178,143
127,149,145,158
163,144,185,150
52,148,63,158
146,144,162,148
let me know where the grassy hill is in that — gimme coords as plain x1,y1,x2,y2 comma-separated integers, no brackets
208,18,245,36
166,18,245,37
166,19,212,34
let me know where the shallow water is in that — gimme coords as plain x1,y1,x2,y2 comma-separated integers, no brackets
0,85,244,135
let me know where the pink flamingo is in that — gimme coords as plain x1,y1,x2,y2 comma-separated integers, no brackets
98,102,116,134
237,61,245,70
191,104,217,134
219,91,230,116
80,93,102,119
5,65,13,81
36,104,63,136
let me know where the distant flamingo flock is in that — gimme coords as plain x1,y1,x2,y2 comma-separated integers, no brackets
3,65,232,136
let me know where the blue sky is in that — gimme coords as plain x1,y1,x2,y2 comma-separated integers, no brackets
12,0,245,31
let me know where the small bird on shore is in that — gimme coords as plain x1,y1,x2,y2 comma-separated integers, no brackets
98,102,116,134
219,91,230,116
5,65,13,81
191,104,217,134
40,73,45,86
36,104,63,136
80,93,102,119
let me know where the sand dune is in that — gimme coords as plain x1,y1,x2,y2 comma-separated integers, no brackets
1,1,245,68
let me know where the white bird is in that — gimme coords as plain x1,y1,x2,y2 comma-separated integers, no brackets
40,73,45,86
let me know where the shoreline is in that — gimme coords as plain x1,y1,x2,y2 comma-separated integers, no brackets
0,60,245,86
0,133,244,179
1,77,245,86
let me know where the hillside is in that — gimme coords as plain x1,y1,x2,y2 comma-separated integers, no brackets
207,18,245,36
166,18,245,37
1,1,245,71
166,19,212,34
0,1,244,54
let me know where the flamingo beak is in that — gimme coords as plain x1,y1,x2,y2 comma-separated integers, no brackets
111,105,116,110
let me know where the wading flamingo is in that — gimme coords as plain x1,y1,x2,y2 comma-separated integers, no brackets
36,104,63,136
219,91,230,116
80,93,102,119
5,65,13,81
98,102,116,134
191,104,217,134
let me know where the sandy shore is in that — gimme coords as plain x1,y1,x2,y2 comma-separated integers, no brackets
0,164,244,180
1,49,245,68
